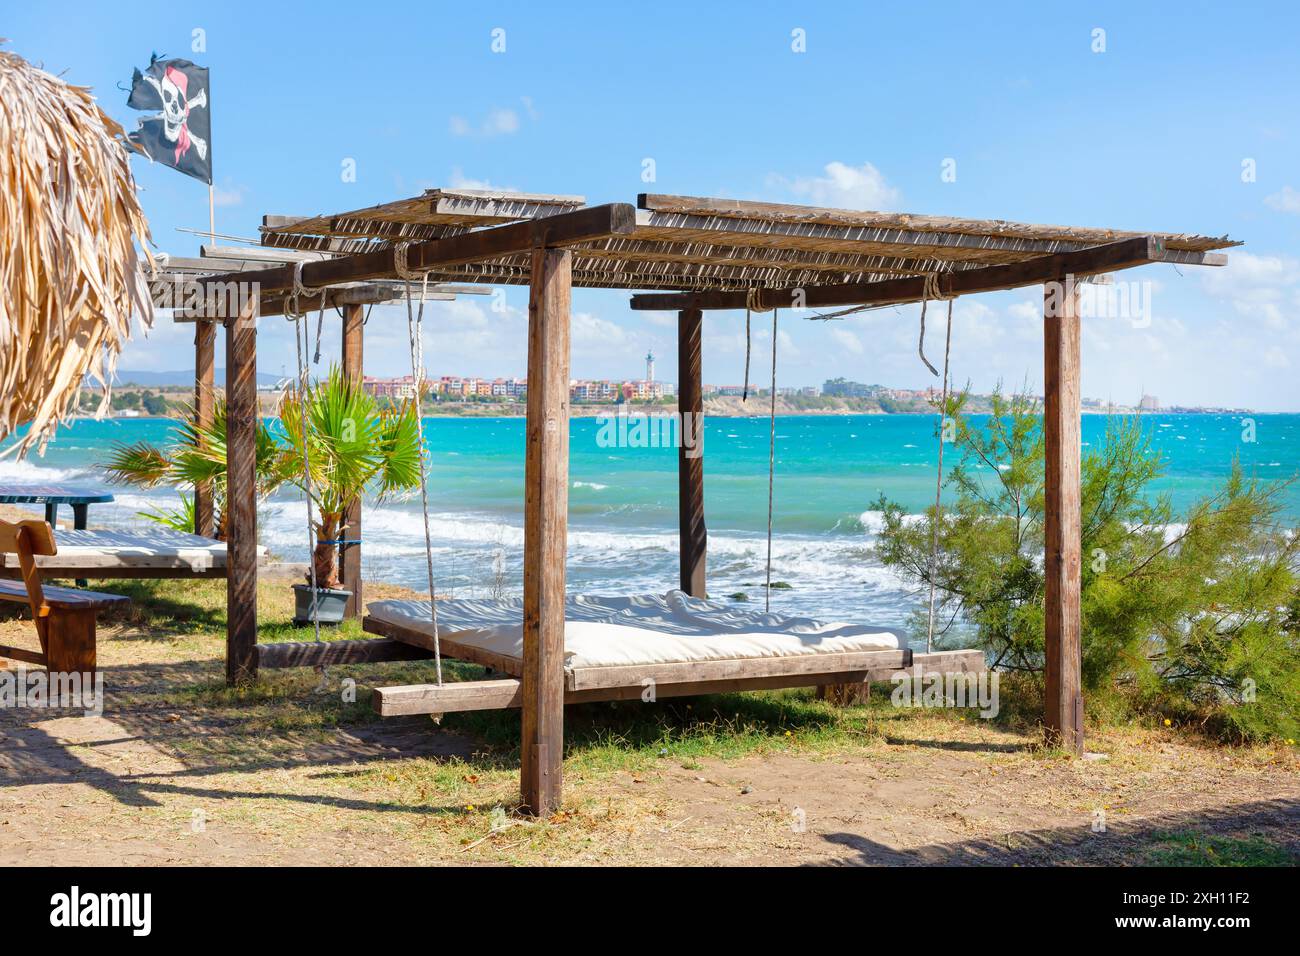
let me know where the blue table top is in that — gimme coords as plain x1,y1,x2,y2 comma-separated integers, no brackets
0,484,114,505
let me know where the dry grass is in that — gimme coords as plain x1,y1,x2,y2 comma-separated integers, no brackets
0,577,1296,866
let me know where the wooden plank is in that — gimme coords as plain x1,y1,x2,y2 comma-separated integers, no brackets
0,580,127,612
678,308,706,597
565,648,911,692
362,613,524,675
43,607,97,674
193,321,216,537
637,194,1240,252
1044,279,1084,755
374,678,524,716
0,644,47,666
257,638,432,669
521,247,571,816
225,297,259,685
630,236,1182,311
199,204,635,301
341,303,364,620
372,651,985,716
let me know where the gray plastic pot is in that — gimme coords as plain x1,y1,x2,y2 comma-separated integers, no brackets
292,583,351,626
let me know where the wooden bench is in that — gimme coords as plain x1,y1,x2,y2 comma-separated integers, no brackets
0,519,128,673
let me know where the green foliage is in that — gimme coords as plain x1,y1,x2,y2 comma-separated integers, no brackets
137,494,196,533
103,397,286,538
102,369,423,590
278,365,422,587
873,386,1300,742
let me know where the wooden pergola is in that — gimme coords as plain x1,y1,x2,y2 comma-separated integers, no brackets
165,188,1236,814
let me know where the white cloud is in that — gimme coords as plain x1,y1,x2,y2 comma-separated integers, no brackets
447,168,519,192
766,161,901,210
1265,185,1300,214
449,105,523,138
211,182,246,207
1202,251,1300,332
829,327,864,356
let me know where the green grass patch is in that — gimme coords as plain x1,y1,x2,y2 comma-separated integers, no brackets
1144,831,1297,867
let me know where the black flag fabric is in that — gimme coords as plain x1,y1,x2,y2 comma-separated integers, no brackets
126,56,211,184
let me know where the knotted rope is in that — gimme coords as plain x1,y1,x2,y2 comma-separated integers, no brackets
917,272,952,377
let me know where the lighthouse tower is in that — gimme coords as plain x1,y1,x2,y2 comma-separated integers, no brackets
645,350,655,383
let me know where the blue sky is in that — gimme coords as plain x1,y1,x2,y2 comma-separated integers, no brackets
10,1,1300,409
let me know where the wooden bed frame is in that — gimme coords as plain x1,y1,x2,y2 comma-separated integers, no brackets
361,608,984,716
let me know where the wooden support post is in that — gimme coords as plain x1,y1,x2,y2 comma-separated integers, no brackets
193,321,216,538
677,308,706,597
44,608,97,675
340,302,364,619
225,298,259,685
520,247,571,816
1043,277,1084,754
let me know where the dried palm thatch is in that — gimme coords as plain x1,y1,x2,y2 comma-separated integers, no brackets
0,46,153,457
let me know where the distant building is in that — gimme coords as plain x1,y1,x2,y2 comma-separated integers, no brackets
1139,394,1160,411
823,377,884,398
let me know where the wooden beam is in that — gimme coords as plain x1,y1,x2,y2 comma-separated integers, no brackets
371,650,983,717
630,236,1184,311
1043,278,1084,755
521,247,571,816
193,321,216,538
341,303,364,620
678,308,706,597
225,298,259,685
257,638,432,669
200,203,635,300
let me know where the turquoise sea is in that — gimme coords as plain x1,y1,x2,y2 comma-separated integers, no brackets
3,413,1297,633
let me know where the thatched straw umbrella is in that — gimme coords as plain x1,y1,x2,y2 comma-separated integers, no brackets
0,46,153,457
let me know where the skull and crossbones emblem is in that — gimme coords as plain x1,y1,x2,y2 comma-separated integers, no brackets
141,66,208,162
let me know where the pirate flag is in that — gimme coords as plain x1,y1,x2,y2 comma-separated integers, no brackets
126,56,211,184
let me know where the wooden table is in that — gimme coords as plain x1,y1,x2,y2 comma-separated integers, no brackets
0,485,114,585
0,484,115,530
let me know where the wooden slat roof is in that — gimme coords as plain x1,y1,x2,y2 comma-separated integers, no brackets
256,189,1237,294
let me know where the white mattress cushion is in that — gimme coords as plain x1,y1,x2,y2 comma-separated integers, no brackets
367,591,902,669
1,529,265,569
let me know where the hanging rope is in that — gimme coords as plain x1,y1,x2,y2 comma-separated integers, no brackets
396,242,444,686
284,261,332,688
764,308,779,613
916,273,951,377
743,287,772,402
924,298,955,654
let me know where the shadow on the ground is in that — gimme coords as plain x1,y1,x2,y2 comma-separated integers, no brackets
817,797,1300,866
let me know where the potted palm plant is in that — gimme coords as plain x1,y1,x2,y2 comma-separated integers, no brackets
104,397,287,537
278,365,422,624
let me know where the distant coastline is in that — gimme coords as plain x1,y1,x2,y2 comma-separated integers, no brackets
80,388,1268,422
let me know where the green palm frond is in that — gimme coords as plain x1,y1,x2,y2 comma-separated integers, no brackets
103,441,173,487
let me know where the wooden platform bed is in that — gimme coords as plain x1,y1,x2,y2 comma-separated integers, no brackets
0,528,266,580
357,593,985,717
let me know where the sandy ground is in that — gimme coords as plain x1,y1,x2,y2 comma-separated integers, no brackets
0,578,1295,866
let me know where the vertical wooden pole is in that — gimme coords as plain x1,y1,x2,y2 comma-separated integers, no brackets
1044,277,1084,754
521,247,571,816
340,303,364,619
677,308,706,597
225,297,259,686
194,321,216,538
